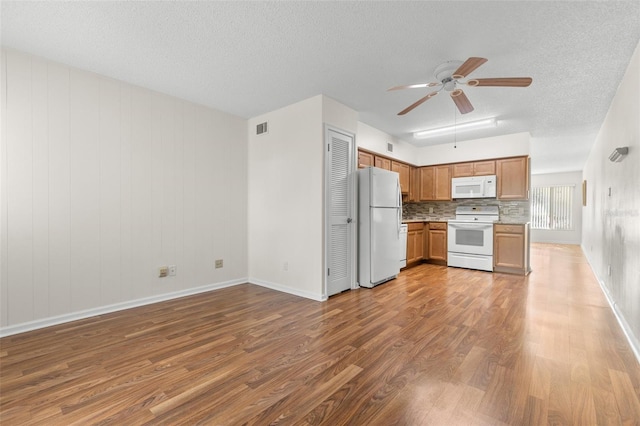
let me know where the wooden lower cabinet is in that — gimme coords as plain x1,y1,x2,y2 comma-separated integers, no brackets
427,222,447,264
494,223,531,275
406,223,424,265
403,221,447,267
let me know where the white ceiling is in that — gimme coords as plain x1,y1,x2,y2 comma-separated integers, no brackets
2,1,639,174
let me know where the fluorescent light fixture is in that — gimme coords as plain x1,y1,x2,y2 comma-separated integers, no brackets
413,117,497,139
608,147,628,162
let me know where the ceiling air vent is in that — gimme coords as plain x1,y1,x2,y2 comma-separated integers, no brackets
387,142,394,153
256,122,268,135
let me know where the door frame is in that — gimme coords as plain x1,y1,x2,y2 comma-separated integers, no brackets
323,124,357,298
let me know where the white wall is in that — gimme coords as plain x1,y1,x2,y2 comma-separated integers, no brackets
0,49,248,334
356,127,530,167
415,132,530,166
357,121,419,163
530,171,583,244
324,96,358,135
248,96,325,300
247,95,358,301
582,41,640,357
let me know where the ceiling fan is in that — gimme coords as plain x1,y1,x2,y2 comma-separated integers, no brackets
389,57,532,116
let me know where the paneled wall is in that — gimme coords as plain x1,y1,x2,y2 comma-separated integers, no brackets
1,49,248,332
582,41,640,357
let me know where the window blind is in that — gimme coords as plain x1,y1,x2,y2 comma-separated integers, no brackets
531,185,574,230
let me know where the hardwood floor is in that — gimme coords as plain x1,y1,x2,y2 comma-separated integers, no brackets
1,243,639,425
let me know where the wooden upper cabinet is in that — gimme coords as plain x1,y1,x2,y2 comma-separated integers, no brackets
358,150,374,169
391,161,410,194
474,160,496,176
452,160,496,177
452,162,474,177
420,165,451,201
496,157,529,200
374,156,391,171
408,166,421,202
359,149,528,202
419,167,435,200
434,165,451,200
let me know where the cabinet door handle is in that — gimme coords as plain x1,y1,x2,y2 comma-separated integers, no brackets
346,218,352,223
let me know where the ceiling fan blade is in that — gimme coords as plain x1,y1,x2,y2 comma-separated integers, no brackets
469,77,532,87
388,82,441,91
452,57,488,79
451,89,474,114
398,92,439,115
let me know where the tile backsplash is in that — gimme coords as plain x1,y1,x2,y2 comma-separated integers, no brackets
403,199,530,223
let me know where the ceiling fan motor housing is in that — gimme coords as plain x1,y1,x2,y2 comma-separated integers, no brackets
443,78,457,92
434,61,463,84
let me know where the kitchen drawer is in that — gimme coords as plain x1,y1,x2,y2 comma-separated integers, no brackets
429,222,447,230
407,222,425,231
494,224,524,234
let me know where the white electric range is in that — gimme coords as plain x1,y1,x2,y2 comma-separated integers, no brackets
447,206,499,272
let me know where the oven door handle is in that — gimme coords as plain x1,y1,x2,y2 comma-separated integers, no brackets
448,223,494,229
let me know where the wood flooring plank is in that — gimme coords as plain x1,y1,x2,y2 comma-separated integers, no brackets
522,395,548,426
360,381,439,425
609,368,640,424
570,381,597,425
528,356,551,401
246,363,363,424
1,244,639,425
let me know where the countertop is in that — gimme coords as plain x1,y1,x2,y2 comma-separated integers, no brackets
403,218,530,225
495,221,531,225
403,217,452,223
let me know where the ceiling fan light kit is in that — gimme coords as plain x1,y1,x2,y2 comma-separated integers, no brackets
413,117,497,139
389,57,532,116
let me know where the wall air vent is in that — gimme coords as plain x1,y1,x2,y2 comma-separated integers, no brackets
256,122,268,135
387,142,394,153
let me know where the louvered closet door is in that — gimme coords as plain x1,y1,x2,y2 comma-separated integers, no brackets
326,128,354,296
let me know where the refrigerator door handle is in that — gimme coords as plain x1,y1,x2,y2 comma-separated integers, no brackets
397,180,402,238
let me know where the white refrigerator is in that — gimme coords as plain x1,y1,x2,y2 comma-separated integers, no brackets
358,167,402,288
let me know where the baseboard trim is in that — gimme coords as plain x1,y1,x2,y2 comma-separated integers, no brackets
248,278,326,302
0,278,248,338
581,245,640,366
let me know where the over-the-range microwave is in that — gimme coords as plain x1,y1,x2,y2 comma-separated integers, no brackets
451,175,497,199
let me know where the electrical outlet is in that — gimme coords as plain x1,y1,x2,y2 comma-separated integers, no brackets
429,207,434,214
159,266,168,278
215,259,223,269
168,265,176,276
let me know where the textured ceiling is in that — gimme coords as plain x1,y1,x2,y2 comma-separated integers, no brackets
2,1,639,174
